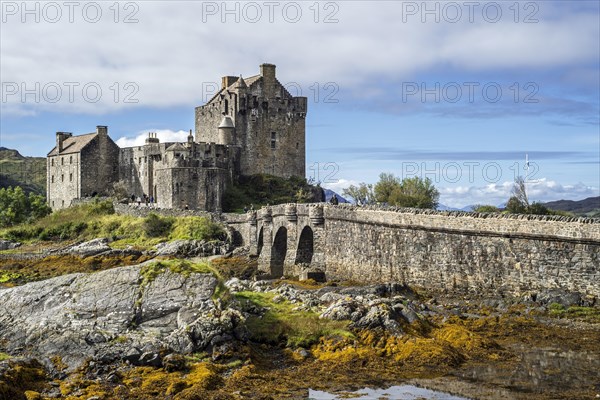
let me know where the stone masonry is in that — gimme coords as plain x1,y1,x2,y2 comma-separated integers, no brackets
228,204,600,298
47,64,307,211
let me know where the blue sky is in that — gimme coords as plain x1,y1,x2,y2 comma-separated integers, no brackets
1,1,598,207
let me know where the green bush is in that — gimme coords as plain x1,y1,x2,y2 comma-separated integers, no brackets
143,213,175,237
170,217,226,241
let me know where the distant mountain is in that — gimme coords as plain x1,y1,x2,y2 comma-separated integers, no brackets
437,204,475,212
0,147,46,195
542,197,600,217
323,189,349,203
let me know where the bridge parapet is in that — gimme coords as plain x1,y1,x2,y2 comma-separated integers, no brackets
223,203,599,297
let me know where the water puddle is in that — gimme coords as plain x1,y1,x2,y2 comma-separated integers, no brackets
308,385,469,400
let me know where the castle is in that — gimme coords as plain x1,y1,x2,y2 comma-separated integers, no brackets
46,64,308,211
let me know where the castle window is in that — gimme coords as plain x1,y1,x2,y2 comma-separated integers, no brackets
70,156,73,164
69,173,73,182
61,157,64,165
51,175,54,183
51,159,54,166
61,174,64,182
62,200,64,207
296,142,299,149
224,99,229,115
52,201,54,207
139,157,142,164
271,132,276,149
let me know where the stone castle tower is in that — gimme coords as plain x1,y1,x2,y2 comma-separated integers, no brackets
47,64,307,211
195,63,307,178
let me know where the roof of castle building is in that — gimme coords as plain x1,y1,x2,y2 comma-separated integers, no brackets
166,143,188,152
218,116,235,129
201,73,290,106
47,132,97,156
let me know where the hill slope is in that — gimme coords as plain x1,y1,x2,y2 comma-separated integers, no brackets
542,196,600,217
0,147,46,195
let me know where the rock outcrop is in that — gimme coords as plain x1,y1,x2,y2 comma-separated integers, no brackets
0,239,21,251
0,262,244,372
154,239,230,257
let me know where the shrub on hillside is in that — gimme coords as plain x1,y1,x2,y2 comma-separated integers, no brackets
143,213,175,237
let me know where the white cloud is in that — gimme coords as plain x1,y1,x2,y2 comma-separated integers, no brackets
321,178,360,196
439,178,598,208
1,2,597,115
115,129,189,147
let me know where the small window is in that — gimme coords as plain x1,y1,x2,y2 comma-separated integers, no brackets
61,174,64,182
52,201,54,207
51,175,54,183
139,157,142,164
70,156,73,164
61,157,64,165
62,200,64,207
271,132,276,149
69,173,73,182
51,159,54,166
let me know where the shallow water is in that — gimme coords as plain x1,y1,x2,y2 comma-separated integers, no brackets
308,385,469,400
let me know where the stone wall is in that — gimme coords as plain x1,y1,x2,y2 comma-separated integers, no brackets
80,133,120,198
47,153,80,209
242,204,600,297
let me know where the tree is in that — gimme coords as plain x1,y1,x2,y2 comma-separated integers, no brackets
373,173,401,203
388,176,440,209
0,186,52,228
342,183,375,205
505,196,527,214
511,176,529,208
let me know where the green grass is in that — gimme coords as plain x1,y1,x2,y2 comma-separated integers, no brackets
548,303,600,322
0,200,226,249
235,291,353,348
222,174,321,213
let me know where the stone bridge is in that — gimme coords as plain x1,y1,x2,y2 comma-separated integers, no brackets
224,204,600,297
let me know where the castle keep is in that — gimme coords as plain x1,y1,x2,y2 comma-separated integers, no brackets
46,64,307,210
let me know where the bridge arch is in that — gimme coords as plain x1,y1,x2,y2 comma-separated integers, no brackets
256,226,264,257
270,226,287,277
295,225,314,266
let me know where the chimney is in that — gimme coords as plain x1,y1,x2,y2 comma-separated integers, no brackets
221,76,239,89
260,63,276,82
56,132,72,153
96,125,108,135
145,132,160,144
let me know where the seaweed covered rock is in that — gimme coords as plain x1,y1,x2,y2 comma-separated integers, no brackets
0,261,243,372
154,240,229,257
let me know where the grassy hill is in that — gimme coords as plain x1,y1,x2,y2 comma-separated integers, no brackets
542,196,600,217
0,147,46,195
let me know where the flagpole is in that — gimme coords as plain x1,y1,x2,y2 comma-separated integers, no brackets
525,154,529,205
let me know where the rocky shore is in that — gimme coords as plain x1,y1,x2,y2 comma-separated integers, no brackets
1,239,599,400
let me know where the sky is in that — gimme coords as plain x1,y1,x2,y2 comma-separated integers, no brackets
1,0,598,208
